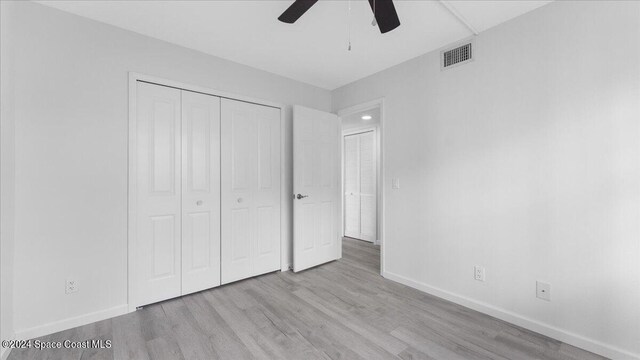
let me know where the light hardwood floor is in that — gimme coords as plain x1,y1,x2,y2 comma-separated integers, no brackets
9,238,606,360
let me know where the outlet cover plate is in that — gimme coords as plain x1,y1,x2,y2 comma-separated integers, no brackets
536,281,550,301
474,266,485,282
66,279,78,294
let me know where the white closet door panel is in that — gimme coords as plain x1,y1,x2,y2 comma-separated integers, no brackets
360,195,376,241
359,132,376,195
181,90,221,295
344,194,360,238
343,134,360,238
344,135,359,194
229,207,252,277
222,102,256,283
221,99,280,284
135,82,182,306
359,131,377,242
254,107,281,273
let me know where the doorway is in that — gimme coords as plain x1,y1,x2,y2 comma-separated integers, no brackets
338,101,384,274
343,128,378,242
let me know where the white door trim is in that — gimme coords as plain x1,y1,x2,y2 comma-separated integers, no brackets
337,98,386,275
128,72,286,312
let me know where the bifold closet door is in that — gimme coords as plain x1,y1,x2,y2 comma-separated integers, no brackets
181,91,221,295
221,98,281,284
343,130,377,242
134,82,221,307
135,82,182,306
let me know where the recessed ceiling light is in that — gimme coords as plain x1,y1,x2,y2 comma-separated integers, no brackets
361,115,372,120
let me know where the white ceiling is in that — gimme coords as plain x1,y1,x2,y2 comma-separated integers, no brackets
37,0,552,90
342,107,380,130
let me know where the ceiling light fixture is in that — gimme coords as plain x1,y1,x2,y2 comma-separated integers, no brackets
361,115,372,120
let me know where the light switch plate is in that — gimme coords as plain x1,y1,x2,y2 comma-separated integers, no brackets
392,178,400,189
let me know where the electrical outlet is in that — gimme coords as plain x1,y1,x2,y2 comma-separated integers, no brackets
536,281,551,301
474,266,485,282
66,279,78,294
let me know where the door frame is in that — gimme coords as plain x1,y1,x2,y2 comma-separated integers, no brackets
337,98,386,275
127,72,286,312
341,127,378,243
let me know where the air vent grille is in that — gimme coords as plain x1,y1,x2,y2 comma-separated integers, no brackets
442,42,472,69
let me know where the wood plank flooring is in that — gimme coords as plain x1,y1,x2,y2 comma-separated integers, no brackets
9,238,606,360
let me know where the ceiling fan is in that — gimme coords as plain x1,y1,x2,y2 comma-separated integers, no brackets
278,0,401,34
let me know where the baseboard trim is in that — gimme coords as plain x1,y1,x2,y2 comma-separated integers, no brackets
281,263,292,272
382,271,639,360
15,304,129,341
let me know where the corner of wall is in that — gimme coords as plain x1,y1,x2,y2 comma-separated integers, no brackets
0,0,17,354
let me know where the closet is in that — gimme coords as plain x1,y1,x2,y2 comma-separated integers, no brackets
343,130,377,242
132,81,280,307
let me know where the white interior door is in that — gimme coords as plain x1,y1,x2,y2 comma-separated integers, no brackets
293,105,340,272
181,90,221,295
221,98,281,284
134,82,182,306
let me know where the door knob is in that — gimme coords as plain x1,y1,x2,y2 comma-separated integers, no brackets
296,194,309,200
196,200,203,206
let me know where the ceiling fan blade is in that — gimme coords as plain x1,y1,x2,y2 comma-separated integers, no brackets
368,0,400,33
278,0,319,24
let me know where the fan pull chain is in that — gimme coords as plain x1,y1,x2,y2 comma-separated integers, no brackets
372,0,377,26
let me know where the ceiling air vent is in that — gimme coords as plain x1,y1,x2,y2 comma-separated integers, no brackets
441,41,473,70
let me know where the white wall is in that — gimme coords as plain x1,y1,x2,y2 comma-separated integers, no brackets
333,1,640,359
8,1,331,339
1,1,16,359
5,1,640,358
